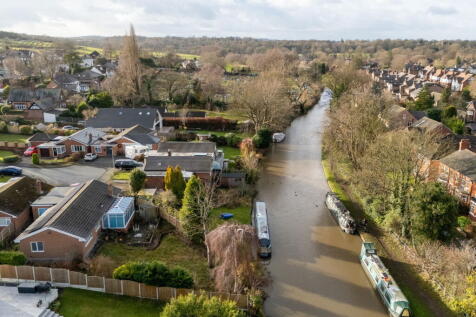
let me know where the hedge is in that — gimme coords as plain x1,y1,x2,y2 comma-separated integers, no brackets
1,155,20,163
0,251,27,265
112,261,194,289
163,117,237,131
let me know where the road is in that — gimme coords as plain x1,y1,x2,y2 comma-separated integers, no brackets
260,90,387,317
22,164,108,186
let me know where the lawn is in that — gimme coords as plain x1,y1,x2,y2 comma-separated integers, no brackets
55,288,164,317
0,176,12,182
97,234,211,289
0,150,17,163
182,129,250,139
209,204,251,230
203,110,248,122
112,171,131,180
218,146,241,159
0,133,29,143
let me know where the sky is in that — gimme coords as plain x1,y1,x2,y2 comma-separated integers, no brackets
1,0,475,40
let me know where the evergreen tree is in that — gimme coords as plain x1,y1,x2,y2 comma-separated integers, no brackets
129,168,146,195
441,86,451,104
462,89,472,102
412,86,434,110
179,175,203,243
164,166,174,192
173,166,186,200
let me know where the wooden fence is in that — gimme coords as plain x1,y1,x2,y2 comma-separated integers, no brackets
158,207,184,233
0,264,249,309
0,141,27,152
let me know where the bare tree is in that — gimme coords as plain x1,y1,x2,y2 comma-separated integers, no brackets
32,51,62,80
195,64,223,109
158,71,188,102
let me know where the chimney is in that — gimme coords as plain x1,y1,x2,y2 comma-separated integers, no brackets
167,149,172,157
36,179,42,194
459,138,471,151
108,183,114,197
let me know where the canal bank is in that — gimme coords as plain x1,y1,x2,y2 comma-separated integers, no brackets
259,90,387,317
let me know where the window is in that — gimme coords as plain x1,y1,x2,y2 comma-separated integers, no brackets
56,146,65,154
71,145,85,152
38,208,49,216
15,104,27,110
94,146,102,153
0,217,11,227
31,242,44,252
107,214,125,229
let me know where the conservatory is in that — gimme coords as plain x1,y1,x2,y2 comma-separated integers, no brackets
102,196,135,230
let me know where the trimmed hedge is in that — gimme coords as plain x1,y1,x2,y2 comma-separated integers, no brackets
163,117,237,131
0,251,27,265
1,155,20,163
112,261,194,288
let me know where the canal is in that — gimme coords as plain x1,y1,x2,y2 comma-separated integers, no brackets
259,90,388,317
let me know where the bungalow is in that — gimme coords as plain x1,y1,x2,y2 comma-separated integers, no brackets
7,88,65,112
381,105,417,129
85,107,166,132
410,116,453,138
27,132,57,148
430,147,476,221
0,177,42,240
14,180,134,264
106,125,160,156
30,185,80,219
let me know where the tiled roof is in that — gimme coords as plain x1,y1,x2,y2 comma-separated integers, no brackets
440,149,476,181
85,107,164,130
0,177,41,217
144,155,213,172
156,142,216,154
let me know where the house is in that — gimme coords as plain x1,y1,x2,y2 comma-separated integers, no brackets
465,101,476,123
37,127,110,158
75,69,102,92
430,146,476,221
152,141,218,157
382,105,417,129
106,125,160,155
80,54,95,68
30,185,80,219
7,88,66,122
27,132,57,147
0,177,42,239
14,180,134,264
85,107,166,132
49,72,81,93
144,155,215,188
410,116,453,138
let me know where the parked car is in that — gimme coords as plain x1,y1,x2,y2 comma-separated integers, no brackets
62,125,79,130
23,146,38,156
114,159,142,170
84,153,98,161
0,166,22,176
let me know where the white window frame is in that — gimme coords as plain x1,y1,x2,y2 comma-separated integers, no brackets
0,217,12,227
31,241,44,253
15,104,27,110
71,145,85,152
94,145,102,153
37,208,49,216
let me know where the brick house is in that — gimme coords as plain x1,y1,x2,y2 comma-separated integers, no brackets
30,185,79,219
14,180,134,264
27,132,57,148
430,143,476,221
0,177,43,240
410,116,454,138
106,125,160,156
7,88,66,122
85,107,166,132
382,105,417,129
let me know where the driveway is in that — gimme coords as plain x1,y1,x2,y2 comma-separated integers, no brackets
22,165,109,186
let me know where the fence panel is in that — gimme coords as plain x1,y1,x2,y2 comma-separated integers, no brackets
158,287,175,301
0,265,17,279
16,266,34,280
34,267,51,282
210,292,230,302
68,271,87,286
87,276,104,289
176,288,193,297
122,280,141,297
140,284,158,300
232,294,249,309
51,268,69,283
105,278,122,295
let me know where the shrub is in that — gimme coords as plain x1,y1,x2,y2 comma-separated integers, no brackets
70,152,82,162
20,126,32,135
457,216,472,229
0,251,27,265
225,133,241,148
160,294,245,317
427,108,441,122
252,128,272,149
2,155,19,163
32,153,40,165
112,261,193,288
163,117,237,130
216,135,227,146
130,168,146,194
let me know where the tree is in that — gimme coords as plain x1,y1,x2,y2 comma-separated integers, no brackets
412,86,434,110
164,166,186,201
160,294,245,317
442,105,457,119
410,182,458,242
129,168,146,194
441,87,451,104
158,71,188,102
240,138,259,185
321,66,369,102
2,85,10,99
443,117,465,134
63,52,81,73
179,175,204,243
31,51,62,80
76,101,89,115
427,108,441,122
195,64,223,109
31,153,40,165
87,91,114,108
462,89,472,102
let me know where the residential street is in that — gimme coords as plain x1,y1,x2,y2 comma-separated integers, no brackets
260,90,387,317
21,164,109,186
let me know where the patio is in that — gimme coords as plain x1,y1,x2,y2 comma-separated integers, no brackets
0,284,58,317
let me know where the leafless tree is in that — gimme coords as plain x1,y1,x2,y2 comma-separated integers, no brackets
32,51,62,80
158,71,188,102
195,64,223,109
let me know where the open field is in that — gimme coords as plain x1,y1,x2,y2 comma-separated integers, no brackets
0,133,29,143
56,288,164,317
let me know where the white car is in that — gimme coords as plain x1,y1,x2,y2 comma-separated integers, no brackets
62,125,79,130
84,153,98,161
272,132,286,143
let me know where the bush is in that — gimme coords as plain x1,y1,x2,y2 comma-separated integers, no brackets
70,152,82,162
163,117,237,130
32,153,40,165
112,261,194,288
87,91,114,108
225,133,241,148
0,251,27,265
2,155,19,163
216,135,227,146
427,108,441,122
457,216,472,229
160,294,245,317
252,128,272,149
20,126,32,135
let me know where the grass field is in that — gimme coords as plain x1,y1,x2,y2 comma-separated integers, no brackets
0,133,29,143
97,234,211,289
56,288,164,317
151,51,199,60
209,204,251,230
112,171,131,180
218,146,241,159
203,110,248,122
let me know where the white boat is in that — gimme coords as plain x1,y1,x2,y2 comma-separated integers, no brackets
272,132,286,143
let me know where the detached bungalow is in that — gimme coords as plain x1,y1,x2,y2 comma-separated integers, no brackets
85,107,166,132
15,180,134,264
106,125,160,156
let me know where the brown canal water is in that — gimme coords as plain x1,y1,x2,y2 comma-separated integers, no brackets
260,90,388,317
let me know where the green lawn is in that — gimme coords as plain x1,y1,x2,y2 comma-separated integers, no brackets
182,130,250,138
0,150,17,163
97,234,211,289
218,146,241,159
203,110,248,122
56,288,164,317
0,133,29,143
112,171,131,180
0,176,12,182
210,204,251,230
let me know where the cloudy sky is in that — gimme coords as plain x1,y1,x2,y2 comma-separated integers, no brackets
1,0,474,40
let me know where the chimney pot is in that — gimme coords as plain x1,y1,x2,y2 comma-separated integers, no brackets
167,149,172,156
459,138,471,151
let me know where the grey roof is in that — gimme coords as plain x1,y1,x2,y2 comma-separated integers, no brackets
66,127,106,145
0,177,41,217
440,149,476,181
31,186,78,206
54,72,78,85
18,180,119,241
411,117,453,136
108,125,159,145
409,110,426,120
76,69,102,81
144,155,213,172
85,107,163,130
156,142,216,154
28,132,56,143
